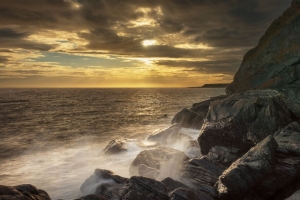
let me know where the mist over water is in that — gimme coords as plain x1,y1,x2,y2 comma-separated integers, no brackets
0,88,225,199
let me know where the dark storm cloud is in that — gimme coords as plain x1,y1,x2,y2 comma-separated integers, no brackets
0,28,54,51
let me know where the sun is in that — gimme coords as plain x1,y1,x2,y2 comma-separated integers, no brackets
142,40,156,46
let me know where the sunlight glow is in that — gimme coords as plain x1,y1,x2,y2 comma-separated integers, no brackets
142,40,157,46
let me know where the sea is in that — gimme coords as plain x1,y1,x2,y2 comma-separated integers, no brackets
0,88,227,199
1,88,299,200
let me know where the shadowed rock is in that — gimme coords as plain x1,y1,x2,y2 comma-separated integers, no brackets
80,169,128,196
216,136,278,200
161,177,190,191
0,184,51,200
103,139,127,154
121,176,169,200
198,90,291,155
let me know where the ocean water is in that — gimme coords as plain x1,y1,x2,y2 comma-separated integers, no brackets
0,88,225,199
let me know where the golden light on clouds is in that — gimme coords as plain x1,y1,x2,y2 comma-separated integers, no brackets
142,40,157,46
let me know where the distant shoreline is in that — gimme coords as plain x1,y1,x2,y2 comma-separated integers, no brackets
188,83,230,88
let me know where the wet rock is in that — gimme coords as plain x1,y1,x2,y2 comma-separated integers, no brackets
130,147,189,180
103,139,127,154
138,164,160,179
182,156,226,187
198,90,291,155
80,194,109,200
95,183,124,200
169,188,200,200
121,176,169,200
207,146,239,165
80,169,128,196
172,108,200,128
216,136,278,200
0,184,51,200
147,124,180,145
161,177,190,191
252,122,300,200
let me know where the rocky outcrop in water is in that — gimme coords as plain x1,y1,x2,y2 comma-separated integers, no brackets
103,139,127,154
198,90,291,155
0,184,51,200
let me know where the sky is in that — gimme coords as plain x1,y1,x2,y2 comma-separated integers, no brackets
0,0,291,88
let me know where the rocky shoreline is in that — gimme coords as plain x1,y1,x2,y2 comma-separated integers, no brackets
1,0,300,200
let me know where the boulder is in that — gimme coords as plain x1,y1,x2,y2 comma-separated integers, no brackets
121,176,169,200
252,122,300,200
217,136,278,200
80,169,128,196
161,177,190,191
0,184,51,200
129,147,189,180
169,188,200,200
138,164,160,179
181,156,226,187
198,90,291,155
172,108,200,129
80,194,109,200
103,139,127,154
147,124,180,145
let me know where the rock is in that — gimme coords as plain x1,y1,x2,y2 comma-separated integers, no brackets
169,188,200,200
94,183,125,200
129,147,189,180
0,184,51,200
207,146,239,165
251,122,300,200
226,1,300,95
172,108,200,128
80,194,109,200
198,90,291,155
147,124,180,145
80,169,128,196
216,136,278,200
103,139,127,154
226,1,300,117
161,177,190,191
181,156,226,187
138,164,160,179
121,176,169,200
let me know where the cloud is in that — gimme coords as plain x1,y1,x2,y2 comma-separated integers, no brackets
0,28,54,51
0,0,292,87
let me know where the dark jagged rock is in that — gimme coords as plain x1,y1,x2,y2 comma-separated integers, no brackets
129,147,189,179
181,156,226,187
207,146,239,165
80,194,109,200
0,184,51,200
80,169,128,196
216,136,278,200
103,139,127,154
121,176,169,200
169,188,200,200
253,122,300,200
161,177,190,191
198,90,291,155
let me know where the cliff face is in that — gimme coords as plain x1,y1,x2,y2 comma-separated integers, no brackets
226,1,300,97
